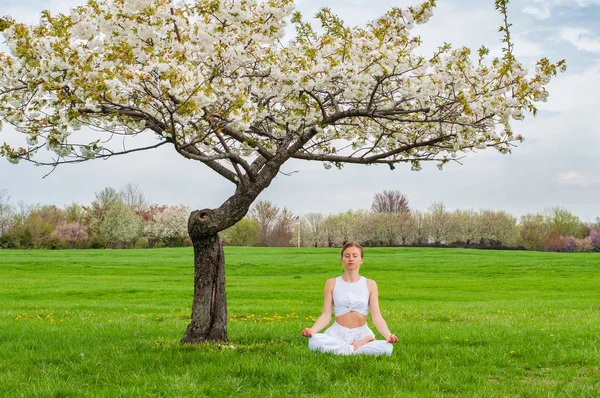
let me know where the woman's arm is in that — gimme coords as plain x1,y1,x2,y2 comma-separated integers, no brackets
368,279,398,343
301,278,335,337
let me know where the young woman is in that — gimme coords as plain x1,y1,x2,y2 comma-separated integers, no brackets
301,242,398,355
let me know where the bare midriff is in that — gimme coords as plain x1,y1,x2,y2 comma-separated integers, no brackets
336,311,367,328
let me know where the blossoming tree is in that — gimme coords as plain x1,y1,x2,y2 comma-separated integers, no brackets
0,0,565,343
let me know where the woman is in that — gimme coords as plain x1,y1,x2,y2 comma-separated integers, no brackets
302,242,398,355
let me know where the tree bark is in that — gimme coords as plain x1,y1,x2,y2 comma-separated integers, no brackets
181,232,228,343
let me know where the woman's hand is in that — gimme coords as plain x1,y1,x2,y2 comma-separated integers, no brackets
386,333,398,343
301,328,314,337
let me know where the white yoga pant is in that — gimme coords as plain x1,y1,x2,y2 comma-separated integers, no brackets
308,322,393,356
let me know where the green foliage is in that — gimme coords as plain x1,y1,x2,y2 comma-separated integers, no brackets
549,207,584,238
24,205,65,248
0,16,14,33
0,247,598,396
100,203,142,247
1,222,33,248
63,202,85,224
42,235,66,250
88,234,107,249
517,213,551,251
221,217,260,246
135,238,149,249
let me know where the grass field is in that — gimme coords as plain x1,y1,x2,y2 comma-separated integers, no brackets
1,247,599,397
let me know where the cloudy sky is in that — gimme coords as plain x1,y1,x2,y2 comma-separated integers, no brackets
1,0,599,222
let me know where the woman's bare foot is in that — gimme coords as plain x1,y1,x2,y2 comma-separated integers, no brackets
352,336,375,351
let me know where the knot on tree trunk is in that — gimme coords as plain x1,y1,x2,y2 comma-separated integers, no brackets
188,209,220,238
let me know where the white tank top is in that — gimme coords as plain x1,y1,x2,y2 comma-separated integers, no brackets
333,276,369,317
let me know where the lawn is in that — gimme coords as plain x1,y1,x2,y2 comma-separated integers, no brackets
0,247,599,397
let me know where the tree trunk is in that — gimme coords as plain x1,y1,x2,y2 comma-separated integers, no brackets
181,232,228,343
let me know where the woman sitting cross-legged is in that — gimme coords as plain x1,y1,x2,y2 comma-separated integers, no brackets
301,242,398,356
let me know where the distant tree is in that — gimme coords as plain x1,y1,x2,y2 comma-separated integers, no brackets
0,189,14,236
575,237,594,252
144,205,189,247
478,210,517,246
353,212,379,246
1,202,35,248
24,205,66,248
221,218,260,246
248,201,295,246
425,202,451,244
303,213,325,248
562,236,577,253
250,200,280,246
448,209,481,245
548,207,583,238
53,222,88,248
371,190,410,213
363,212,415,246
517,213,551,251
322,211,363,247
84,186,126,237
63,203,85,224
120,182,147,212
100,202,142,248
412,210,428,245
544,229,564,252
589,229,600,250
95,187,123,210
139,205,168,247
270,208,296,247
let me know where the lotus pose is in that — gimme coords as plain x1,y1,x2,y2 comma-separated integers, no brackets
302,242,398,355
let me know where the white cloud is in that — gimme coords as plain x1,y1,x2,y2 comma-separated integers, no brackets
555,172,599,187
559,28,600,52
522,0,600,19
522,6,552,20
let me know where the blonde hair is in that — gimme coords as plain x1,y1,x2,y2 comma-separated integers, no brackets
340,242,364,258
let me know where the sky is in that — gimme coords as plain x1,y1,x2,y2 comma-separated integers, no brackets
0,0,599,222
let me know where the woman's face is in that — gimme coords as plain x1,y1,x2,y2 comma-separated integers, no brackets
341,246,364,271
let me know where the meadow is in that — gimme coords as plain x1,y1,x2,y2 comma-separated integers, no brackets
0,247,599,397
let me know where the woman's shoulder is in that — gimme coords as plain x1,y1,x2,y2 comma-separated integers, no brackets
325,277,338,288
365,278,378,288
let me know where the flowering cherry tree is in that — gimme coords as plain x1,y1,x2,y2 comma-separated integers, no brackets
0,0,565,343
53,222,88,248
143,204,189,246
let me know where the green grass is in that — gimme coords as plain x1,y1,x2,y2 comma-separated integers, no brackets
1,247,599,397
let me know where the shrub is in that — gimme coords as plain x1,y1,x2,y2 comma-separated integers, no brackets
88,234,107,249
53,222,88,248
589,229,600,250
544,229,564,252
575,237,594,252
43,235,66,250
135,238,149,249
562,236,577,252
183,237,193,247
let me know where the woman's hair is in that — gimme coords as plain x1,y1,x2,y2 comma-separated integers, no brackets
341,242,364,258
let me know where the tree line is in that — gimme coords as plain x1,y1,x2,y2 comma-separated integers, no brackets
222,191,600,253
0,184,189,249
1,188,598,252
